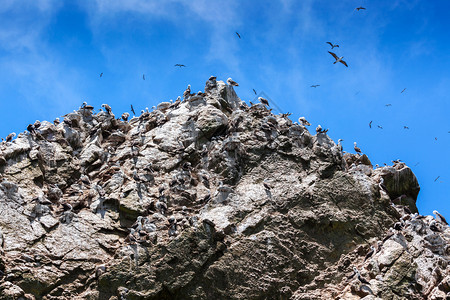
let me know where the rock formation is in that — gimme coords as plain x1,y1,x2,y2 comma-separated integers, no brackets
0,77,448,299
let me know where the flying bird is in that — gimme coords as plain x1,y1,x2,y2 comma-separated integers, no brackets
99,72,103,77
235,32,241,39
403,126,409,129
258,97,269,106
174,64,186,67
311,85,320,88
253,89,257,95
326,42,339,49
401,88,406,93
434,176,440,182
328,51,348,67
369,121,372,128
385,104,392,107
130,105,136,115
143,74,145,80
356,7,366,11
377,125,383,129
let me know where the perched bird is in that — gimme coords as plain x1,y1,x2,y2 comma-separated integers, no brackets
258,97,269,106
385,104,392,107
403,126,409,129
54,118,60,125
99,72,103,77
253,89,257,95
369,121,373,128
401,88,406,93
352,267,370,284
27,124,36,135
328,51,348,67
310,84,320,88
174,64,186,67
5,133,16,143
356,6,366,11
364,246,375,261
382,228,395,242
227,78,239,86
101,104,112,114
354,142,362,154
298,117,311,126
326,42,339,49
121,112,130,122
130,104,136,115
183,84,191,99
263,180,273,190
433,210,448,225
235,32,241,39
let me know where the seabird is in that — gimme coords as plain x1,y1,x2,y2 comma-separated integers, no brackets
27,124,36,135
316,124,323,133
253,89,257,95
377,125,383,129
174,64,186,67
183,84,191,99
326,42,339,49
263,179,273,190
143,74,145,80
369,121,372,128
364,246,375,261
403,126,409,129
354,142,362,154
430,220,440,232
298,117,311,126
433,210,448,225
227,78,239,86
385,104,392,107
435,137,438,141
352,267,370,284
434,176,440,182
54,118,60,125
34,120,41,129
235,32,241,39
121,112,130,121
61,202,73,212
310,84,320,88
328,51,348,67
258,97,269,106
393,221,403,231
5,133,16,143
101,104,112,114
382,228,395,242
356,6,366,11
401,88,406,93
100,72,103,77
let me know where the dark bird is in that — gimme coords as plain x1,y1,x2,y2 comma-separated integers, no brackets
235,32,241,39
377,125,383,129
311,84,320,88
121,112,130,121
401,88,406,93
227,78,239,86
356,6,366,11
352,267,370,284
385,104,392,107
430,220,440,232
434,176,440,182
27,124,36,135
403,126,409,129
100,72,103,77
354,142,362,154
258,97,269,106
143,74,145,80
130,105,136,115
328,51,348,67
369,121,373,128
253,89,257,95
5,133,16,143
174,64,186,67
101,104,112,114
326,42,339,49
433,210,448,225
435,137,438,141
263,180,273,190
364,246,375,261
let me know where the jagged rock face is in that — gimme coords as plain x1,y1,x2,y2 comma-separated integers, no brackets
0,78,439,300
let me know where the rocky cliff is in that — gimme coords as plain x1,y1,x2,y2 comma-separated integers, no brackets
0,77,448,300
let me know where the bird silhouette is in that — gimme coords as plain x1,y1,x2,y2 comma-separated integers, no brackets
328,51,348,67
311,85,320,88
174,64,186,67
236,32,241,39
326,42,339,49
369,121,372,128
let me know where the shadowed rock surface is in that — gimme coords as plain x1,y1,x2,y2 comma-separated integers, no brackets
0,78,447,299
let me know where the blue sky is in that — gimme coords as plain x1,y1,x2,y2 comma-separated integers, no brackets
0,0,449,217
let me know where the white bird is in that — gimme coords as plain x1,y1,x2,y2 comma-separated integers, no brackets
328,51,348,67
227,78,239,86
298,117,311,126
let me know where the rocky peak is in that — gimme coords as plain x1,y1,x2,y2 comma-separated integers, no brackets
0,78,447,300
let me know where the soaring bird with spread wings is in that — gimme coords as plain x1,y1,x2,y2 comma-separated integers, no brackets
328,51,348,67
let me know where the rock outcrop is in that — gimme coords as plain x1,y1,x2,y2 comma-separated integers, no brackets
0,77,446,299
